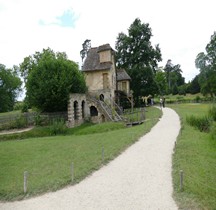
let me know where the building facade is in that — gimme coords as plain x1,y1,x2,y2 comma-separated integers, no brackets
67,44,131,127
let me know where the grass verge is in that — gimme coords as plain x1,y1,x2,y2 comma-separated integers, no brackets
0,106,161,201
170,103,216,210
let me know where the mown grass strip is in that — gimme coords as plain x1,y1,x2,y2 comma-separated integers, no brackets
170,103,216,210
0,106,161,201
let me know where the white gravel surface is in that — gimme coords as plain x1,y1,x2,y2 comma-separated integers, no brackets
0,107,180,210
0,127,34,135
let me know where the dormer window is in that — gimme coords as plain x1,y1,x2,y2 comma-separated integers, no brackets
99,50,111,63
97,44,112,63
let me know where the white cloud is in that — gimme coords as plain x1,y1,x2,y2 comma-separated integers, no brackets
0,0,216,84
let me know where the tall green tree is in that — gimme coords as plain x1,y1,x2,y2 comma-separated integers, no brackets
164,60,185,94
115,18,162,103
0,64,22,112
187,75,200,94
155,68,167,95
20,48,87,112
195,32,216,97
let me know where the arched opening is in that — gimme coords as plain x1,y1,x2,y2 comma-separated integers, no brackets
90,106,98,116
82,100,85,119
74,101,78,120
99,94,104,101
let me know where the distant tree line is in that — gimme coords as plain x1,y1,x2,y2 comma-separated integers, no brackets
1,18,215,113
114,18,194,105
115,18,216,104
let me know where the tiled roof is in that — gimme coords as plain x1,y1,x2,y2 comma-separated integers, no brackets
117,69,131,81
82,45,113,72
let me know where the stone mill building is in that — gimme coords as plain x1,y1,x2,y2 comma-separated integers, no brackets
67,44,132,128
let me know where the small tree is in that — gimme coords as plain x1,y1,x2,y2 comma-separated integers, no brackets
80,39,91,63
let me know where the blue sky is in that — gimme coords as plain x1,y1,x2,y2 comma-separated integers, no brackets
39,10,78,28
0,0,216,87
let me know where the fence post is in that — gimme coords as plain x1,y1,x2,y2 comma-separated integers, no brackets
24,171,28,193
180,170,184,191
102,145,104,164
71,162,74,182
141,108,145,121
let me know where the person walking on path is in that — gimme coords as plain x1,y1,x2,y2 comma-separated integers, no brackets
160,97,163,108
162,96,166,108
0,108,180,210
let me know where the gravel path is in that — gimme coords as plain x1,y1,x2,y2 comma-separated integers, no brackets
0,107,180,210
0,127,34,135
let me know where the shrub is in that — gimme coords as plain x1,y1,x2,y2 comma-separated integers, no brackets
34,113,43,126
186,115,211,132
49,119,67,135
208,105,216,121
14,115,28,128
0,122,12,131
176,96,184,100
195,95,201,103
21,103,29,113
0,115,28,131
13,102,24,111
210,122,216,140
34,113,49,126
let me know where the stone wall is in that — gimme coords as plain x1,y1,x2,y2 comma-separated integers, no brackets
67,93,107,128
67,93,88,128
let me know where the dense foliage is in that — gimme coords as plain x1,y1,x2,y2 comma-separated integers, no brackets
154,68,167,95
164,60,185,95
186,105,216,133
186,75,200,94
115,18,162,104
20,48,87,112
0,64,22,112
195,32,216,97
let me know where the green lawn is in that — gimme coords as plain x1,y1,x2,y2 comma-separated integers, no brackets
0,110,21,117
0,106,161,201
170,103,216,210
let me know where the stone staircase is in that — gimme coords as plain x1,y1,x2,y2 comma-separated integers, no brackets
87,96,123,122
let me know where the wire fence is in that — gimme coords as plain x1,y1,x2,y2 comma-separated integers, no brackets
0,112,36,124
123,107,146,124
173,147,216,193
0,112,68,131
9,144,116,195
177,168,216,193
1,117,161,198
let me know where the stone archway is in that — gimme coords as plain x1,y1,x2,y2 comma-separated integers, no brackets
99,94,104,102
67,93,87,128
90,106,98,116
74,101,78,120
82,100,85,119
